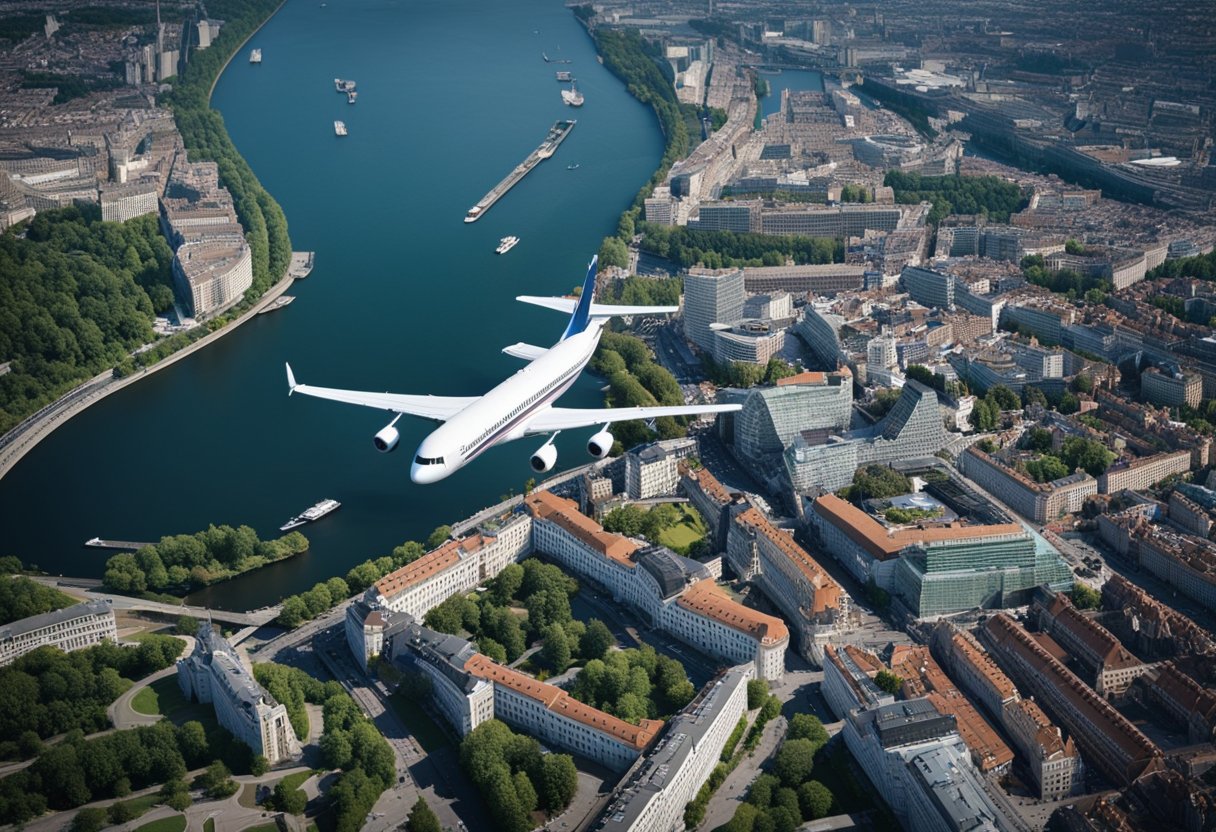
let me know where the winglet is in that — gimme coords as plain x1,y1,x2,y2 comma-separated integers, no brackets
285,362,297,394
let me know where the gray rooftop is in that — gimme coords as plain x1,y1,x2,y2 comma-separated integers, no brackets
391,622,481,694
0,598,112,641
907,744,1004,831
637,546,708,599
187,624,276,711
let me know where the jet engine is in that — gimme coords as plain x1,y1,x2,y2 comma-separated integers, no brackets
373,425,400,453
587,429,614,459
530,441,558,473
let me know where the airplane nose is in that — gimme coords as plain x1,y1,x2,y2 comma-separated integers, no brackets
410,461,445,485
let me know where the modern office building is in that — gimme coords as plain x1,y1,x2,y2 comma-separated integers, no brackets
593,666,753,832
740,264,866,295
730,370,853,474
726,506,847,662
683,269,746,353
1141,368,1202,409
981,614,1163,788
0,599,117,667
958,448,1096,523
784,381,947,495
524,491,789,680
793,305,847,369
99,181,158,222
711,321,786,365
902,265,955,308
759,204,901,237
1097,450,1191,494
178,624,301,764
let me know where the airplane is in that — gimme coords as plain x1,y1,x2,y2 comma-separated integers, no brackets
284,256,741,483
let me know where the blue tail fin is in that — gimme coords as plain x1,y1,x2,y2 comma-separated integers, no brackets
562,255,598,340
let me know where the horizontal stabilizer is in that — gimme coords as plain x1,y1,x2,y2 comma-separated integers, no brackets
502,342,549,361
516,296,679,317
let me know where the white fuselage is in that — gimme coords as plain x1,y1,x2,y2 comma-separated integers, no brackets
409,324,603,483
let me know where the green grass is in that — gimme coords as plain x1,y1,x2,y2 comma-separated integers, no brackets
240,824,281,832
106,793,161,821
657,506,708,551
277,769,316,792
205,820,216,832
134,815,187,832
131,685,162,715
389,694,450,752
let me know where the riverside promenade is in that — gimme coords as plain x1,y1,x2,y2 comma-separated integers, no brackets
0,262,301,481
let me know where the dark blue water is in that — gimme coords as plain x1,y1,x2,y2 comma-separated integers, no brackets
0,0,663,609
759,68,825,118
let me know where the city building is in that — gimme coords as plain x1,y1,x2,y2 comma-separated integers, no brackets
845,698,1010,832
740,263,866,295
1142,664,1216,745
678,463,742,553
958,447,1097,523
683,269,745,354
388,620,494,736
1100,572,1215,660
172,238,253,318
593,666,752,832
0,599,117,667
759,204,902,238
890,645,1014,774
981,614,1163,788
807,493,1071,617
1034,591,1148,697
177,624,301,764
822,643,894,719
784,381,947,495
465,654,662,772
711,320,786,365
624,442,680,500
524,491,788,680
930,622,1082,799
1097,450,1192,494
99,181,158,222
725,506,848,662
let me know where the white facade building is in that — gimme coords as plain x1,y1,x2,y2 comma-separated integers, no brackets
625,443,680,500
0,599,117,666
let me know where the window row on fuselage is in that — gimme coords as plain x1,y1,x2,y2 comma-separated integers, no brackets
458,362,580,458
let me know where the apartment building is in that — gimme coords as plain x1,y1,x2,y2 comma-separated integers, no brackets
958,447,1096,523
1141,367,1203,409
1100,573,1215,659
624,443,680,500
0,599,117,667
725,506,847,662
466,654,662,772
388,621,495,736
930,623,1082,799
679,463,742,553
524,491,788,680
1168,490,1214,539
821,643,895,719
172,238,252,318
1097,450,1191,493
890,645,1014,774
178,625,301,764
592,666,753,832
1034,592,1148,697
981,614,1163,787
740,263,866,295
1143,664,1216,745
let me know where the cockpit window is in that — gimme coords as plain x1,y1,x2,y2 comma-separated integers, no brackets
414,455,444,466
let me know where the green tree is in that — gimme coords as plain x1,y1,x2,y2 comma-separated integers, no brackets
599,236,630,269
747,773,780,807
275,781,307,815
787,713,828,749
579,619,614,662
1071,582,1101,610
798,781,833,820
747,678,769,710
874,670,902,694
426,526,452,550
70,808,108,832
539,754,579,810
200,761,238,798
773,738,817,787
406,797,442,832
1059,436,1114,477
541,623,572,672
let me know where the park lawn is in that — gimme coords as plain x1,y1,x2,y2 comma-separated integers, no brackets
204,820,216,832
657,506,708,551
105,793,161,821
389,695,450,753
131,685,161,715
142,675,214,725
134,814,187,832
277,769,317,792
239,824,281,832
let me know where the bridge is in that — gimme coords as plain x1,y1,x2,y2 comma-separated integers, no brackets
31,576,282,627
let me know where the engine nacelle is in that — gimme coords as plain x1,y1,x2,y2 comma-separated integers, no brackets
530,441,558,473
373,425,400,453
587,429,614,459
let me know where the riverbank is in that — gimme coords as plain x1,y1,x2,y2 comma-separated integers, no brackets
0,267,297,481
0,0,295,483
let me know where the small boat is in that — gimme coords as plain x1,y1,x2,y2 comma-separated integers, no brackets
334,120,347,136
555,71,572,82
258,295,295,315
567,163,580,170
347,90,357,104
281,498,341,532
334,78,356,93
250,49,262,64
561,80,584,107
496,236,520,254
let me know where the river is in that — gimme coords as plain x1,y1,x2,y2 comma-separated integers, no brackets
0,0,663,610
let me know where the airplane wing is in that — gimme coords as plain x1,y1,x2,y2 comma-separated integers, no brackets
524,403,741,433
285,364,476,422
516,296,680,317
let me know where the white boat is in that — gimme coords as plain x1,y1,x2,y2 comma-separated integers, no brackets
280,498,341,532
347,90,357,104
496,236,520,254
250,49,262,64
561,80,584,107
334,78,356,93
334,120,347,136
